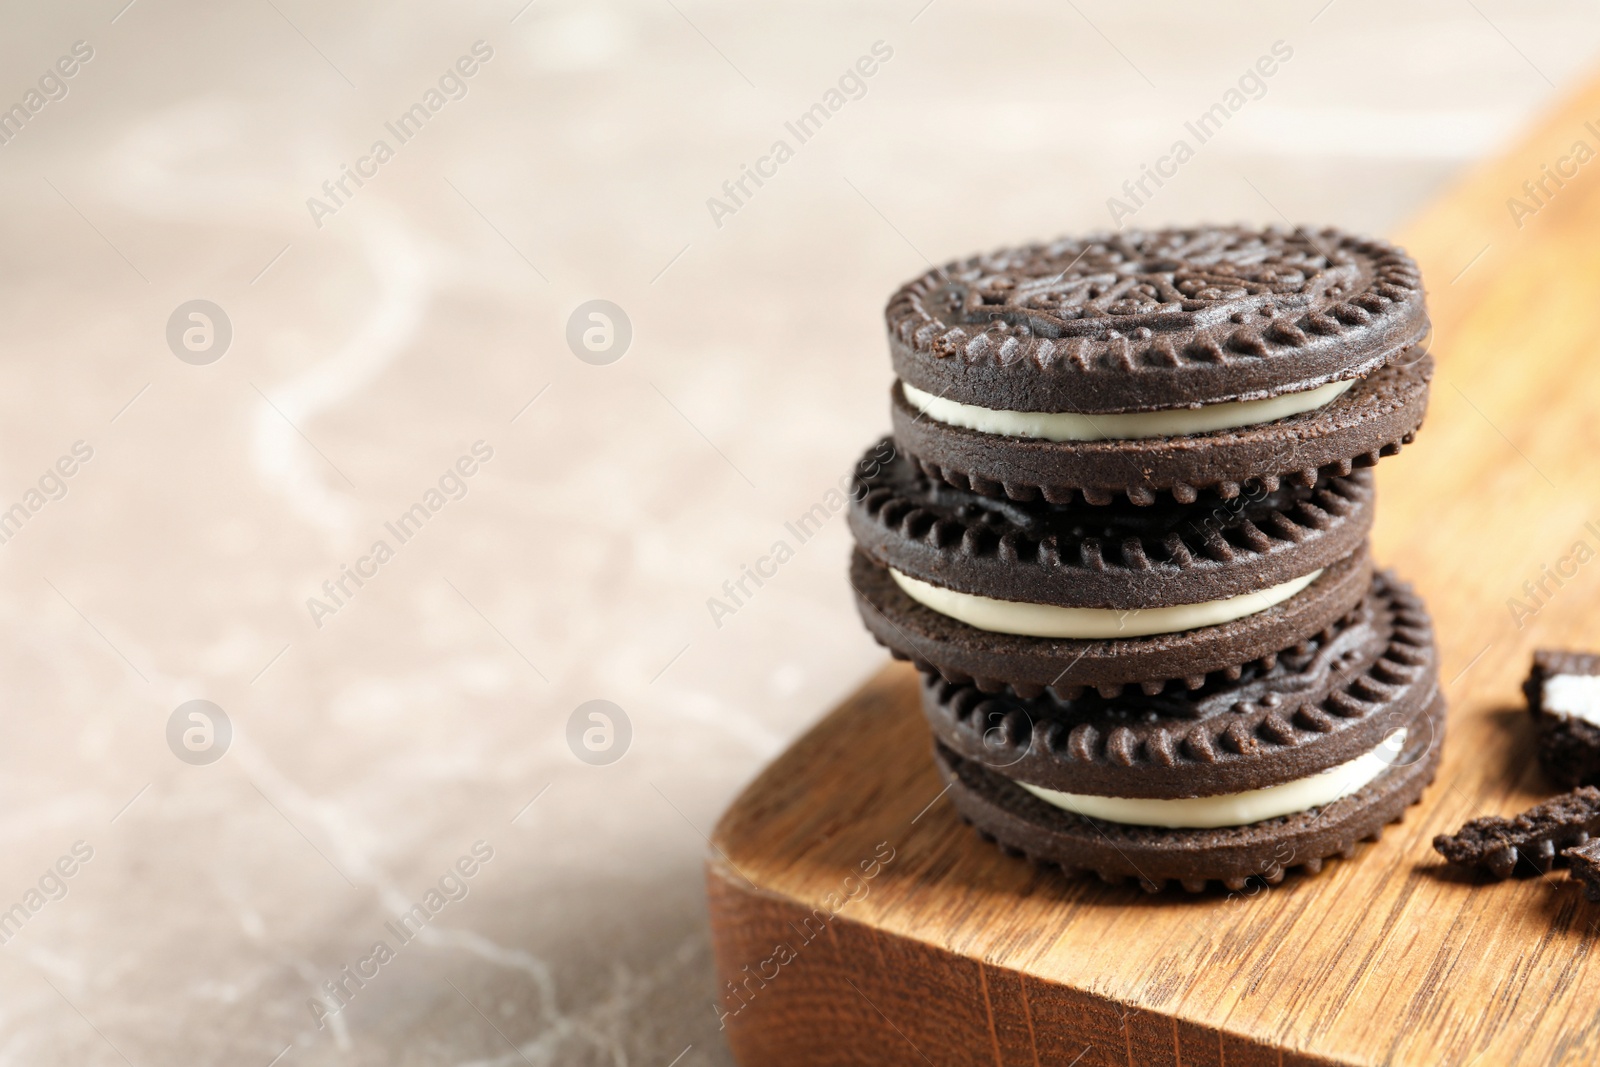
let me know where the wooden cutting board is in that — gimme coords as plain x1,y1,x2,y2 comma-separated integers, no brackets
706,71,1600,1067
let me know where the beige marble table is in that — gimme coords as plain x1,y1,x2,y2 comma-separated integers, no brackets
0,1,1595,1063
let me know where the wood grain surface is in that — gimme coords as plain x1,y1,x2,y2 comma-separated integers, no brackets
705,67,1600,1067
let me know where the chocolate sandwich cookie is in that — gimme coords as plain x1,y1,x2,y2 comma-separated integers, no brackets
848,440,1374,695
924,572,1441,891
938,701,1441,894
885,226,1431,504
1525,650,1600,788
921,569,1437,799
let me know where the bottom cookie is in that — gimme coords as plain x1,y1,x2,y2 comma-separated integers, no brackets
936,692,1445,893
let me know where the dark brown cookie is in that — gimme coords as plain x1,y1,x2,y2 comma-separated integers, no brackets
850,545,1374,698
936,691,1444,893
848,441,1372,609
1433,787,1600,878
886,227,1427,414
892,355,1430,506
1562,840,1600,901
1525,650,1600,788
921,569,1437,798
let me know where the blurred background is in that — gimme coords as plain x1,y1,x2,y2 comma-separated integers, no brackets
0,1,1596,1063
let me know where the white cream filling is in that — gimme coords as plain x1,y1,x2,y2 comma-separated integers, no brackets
889,567,1321,639
902,379,1355,442
1018,729,1407,829
1543,674,1600,727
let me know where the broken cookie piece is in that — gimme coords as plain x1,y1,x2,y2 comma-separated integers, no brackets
1433,786,1600,878
1562,840,1600,902
1526,650,1600,788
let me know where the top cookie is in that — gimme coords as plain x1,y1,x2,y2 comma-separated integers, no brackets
886,226,1427,414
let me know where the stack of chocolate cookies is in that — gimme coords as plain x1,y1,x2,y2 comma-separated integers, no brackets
846,226,1446,892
